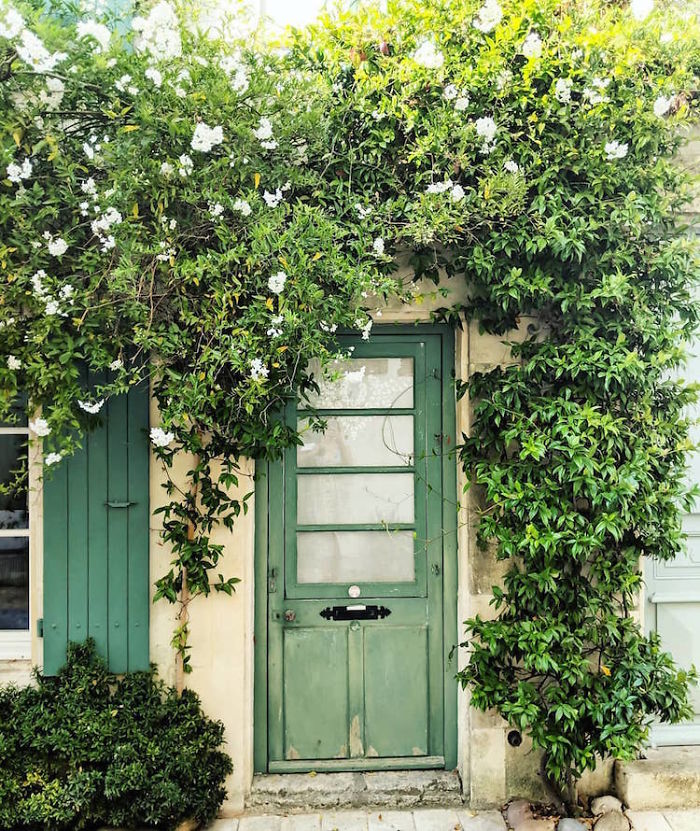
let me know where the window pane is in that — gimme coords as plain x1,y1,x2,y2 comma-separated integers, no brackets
303,358,413,409
297,416,413,467
0,537,29,630
297,473,414,525
0,434,28,530
297,531,415,583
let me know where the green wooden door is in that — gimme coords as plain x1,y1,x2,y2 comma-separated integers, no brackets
43,379,150,675
258,328,457,772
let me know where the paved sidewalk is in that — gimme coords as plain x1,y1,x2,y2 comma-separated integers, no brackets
207,808,700,830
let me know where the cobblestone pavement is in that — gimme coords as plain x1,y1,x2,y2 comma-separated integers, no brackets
207,807,700,831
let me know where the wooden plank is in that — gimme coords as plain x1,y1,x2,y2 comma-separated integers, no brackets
106,392,129,672
126,381,150,670
87,372,109,659
67,428,89,644
42,456,68,674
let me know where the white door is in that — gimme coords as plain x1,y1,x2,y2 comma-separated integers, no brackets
645,348,700,745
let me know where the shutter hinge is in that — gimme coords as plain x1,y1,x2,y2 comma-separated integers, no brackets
268,567,278,593
37,618,44,638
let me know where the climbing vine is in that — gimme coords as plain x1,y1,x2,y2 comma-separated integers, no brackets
1,0,700,801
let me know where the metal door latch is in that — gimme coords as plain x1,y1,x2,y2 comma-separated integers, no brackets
284,609,296,622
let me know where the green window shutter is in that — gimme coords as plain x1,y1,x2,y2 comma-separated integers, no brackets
42,381,150,675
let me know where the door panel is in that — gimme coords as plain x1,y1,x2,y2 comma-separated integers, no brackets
363,625,429,758
283,627,349,760
265,331,450,770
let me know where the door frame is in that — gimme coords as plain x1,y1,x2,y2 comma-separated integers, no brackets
253,323,458,773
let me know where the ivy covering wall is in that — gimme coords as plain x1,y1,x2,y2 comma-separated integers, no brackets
1,0,699,802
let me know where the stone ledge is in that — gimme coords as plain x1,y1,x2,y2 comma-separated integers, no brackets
615,747,700,810
247,770,464,812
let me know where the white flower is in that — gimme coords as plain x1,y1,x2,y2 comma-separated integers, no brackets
59,284,74,301
16,29,65,72
46,236,68,257
132,1,181,60
253,117,274,142
81,177,97,196
29,417,50,437
40,76,65,110
115,73,131,92
44,299,60,316
356,317,373,340
178,153,193,177
475,116,497,142
233,198,252,216
473,0,503,33
0,5,24,39
7,354,21,371
31,269,48,297
268,271,287,294
412,39,444,69
160,161,174,176
372,237,385,256
454,96,470,111
583,77,610,106
0,316,16,330
78,399,105,414
521,32,542,59
450,184,465,202
109,358,123,371
653,94,673,118
145,66,163,87
267,314,284,338
443,84,458,101
355,203,373,218
150,426,175,447
207,201,224,219
191,122,224,153
263,189,283,208
6,158,31,184
554,78,573,103
426,180,453,194
250,358,269,381
91,206,122,236
76,20,111,52
45,452,62,466
605,140,628,160
630,0,653,21
504,159,519,174
220,55,248,93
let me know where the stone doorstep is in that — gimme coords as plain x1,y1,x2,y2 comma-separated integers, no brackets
614,747,700,810
247,770,464,812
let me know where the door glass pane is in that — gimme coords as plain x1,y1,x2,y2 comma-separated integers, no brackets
303,358,413,409
297,531,415,583
297,473,414,525
0,434,28,530
297,416,414,468
0,537,29,629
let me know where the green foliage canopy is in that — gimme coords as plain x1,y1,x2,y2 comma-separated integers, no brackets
1,0,699,797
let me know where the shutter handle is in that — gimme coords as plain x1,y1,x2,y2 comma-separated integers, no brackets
105,500,135,508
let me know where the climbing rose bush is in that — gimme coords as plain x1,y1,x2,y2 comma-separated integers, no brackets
0,0,399,666
293,0,700,808
1,0,699,803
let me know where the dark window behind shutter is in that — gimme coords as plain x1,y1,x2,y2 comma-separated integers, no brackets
42,381,150,674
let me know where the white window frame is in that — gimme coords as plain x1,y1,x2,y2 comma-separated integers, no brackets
0,424,31,660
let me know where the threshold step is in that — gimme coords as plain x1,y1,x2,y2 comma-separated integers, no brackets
615,746,700,809
247,770,464,812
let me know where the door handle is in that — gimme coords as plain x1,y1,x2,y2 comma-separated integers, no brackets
105,501,135,508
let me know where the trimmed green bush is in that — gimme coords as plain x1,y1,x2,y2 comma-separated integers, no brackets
0,640,232,830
